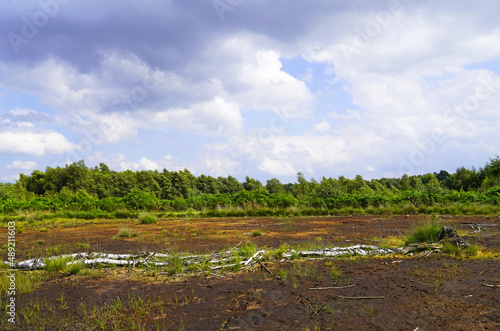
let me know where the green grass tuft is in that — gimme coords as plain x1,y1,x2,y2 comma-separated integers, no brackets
252,230,262,237
45,256,72,273
139,213,157,224
405,218,443,245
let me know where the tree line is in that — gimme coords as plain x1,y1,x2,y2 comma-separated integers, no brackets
0,157,499,215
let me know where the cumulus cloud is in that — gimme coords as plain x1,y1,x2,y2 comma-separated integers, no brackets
0,128,77,156
151,97,243,136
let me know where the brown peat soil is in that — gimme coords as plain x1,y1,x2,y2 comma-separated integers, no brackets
1,215,499,330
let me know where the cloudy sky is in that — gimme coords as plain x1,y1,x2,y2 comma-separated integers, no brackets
1,0,499,183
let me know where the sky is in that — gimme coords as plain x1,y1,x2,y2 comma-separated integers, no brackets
0,0,499,183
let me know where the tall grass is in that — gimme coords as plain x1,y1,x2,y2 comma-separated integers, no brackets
139,213,157,224
404,218,443,245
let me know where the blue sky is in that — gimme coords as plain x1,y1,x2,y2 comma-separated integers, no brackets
1,0,500,183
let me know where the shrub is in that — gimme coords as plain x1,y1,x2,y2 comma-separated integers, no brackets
252,230,262,237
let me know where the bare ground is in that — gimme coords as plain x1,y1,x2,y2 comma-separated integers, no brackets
1,215,500,330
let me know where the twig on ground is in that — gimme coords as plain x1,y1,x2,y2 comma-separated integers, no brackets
229,241,243,252
337,295,385,300
410,280,431,286
309,285,355,290
483,284,498,288
258,259,273,275
307,303,326,315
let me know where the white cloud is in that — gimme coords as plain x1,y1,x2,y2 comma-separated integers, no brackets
258,158,296,176
235,49,314,117
202,157,242,177
313,121,331,132
5,160,37,170
116,155,186,172
152,97,243,136
0,129,77,156
120,157,159,171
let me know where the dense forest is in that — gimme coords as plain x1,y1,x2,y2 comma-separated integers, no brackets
0,157,499,217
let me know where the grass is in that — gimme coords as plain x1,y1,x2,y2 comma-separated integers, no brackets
252,230,262,237
442,242,479,257
45,256,73,274
237,242,257,258
405,218,443,245
0,270,47,295
65,262,84,275
166,254,184,275
139,213,157,224
330,267,342,282
113,228,138,239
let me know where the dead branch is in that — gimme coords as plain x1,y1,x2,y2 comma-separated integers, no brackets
258,259,273,275
307,303,326,315
483,284,498,288
337,295,385,300
309,285,355,290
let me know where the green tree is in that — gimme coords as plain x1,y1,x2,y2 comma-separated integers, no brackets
217,176,243,194
243,176,263,192
425,174,443,194
196,175,220,194
410,176,425,191
482,156,500,189
399,174,411,191
266,178,286,194
315,177,344,198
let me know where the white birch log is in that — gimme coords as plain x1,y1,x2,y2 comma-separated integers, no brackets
9,245,404,270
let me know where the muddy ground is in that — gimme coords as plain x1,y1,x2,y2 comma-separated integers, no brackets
1,215,500,330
